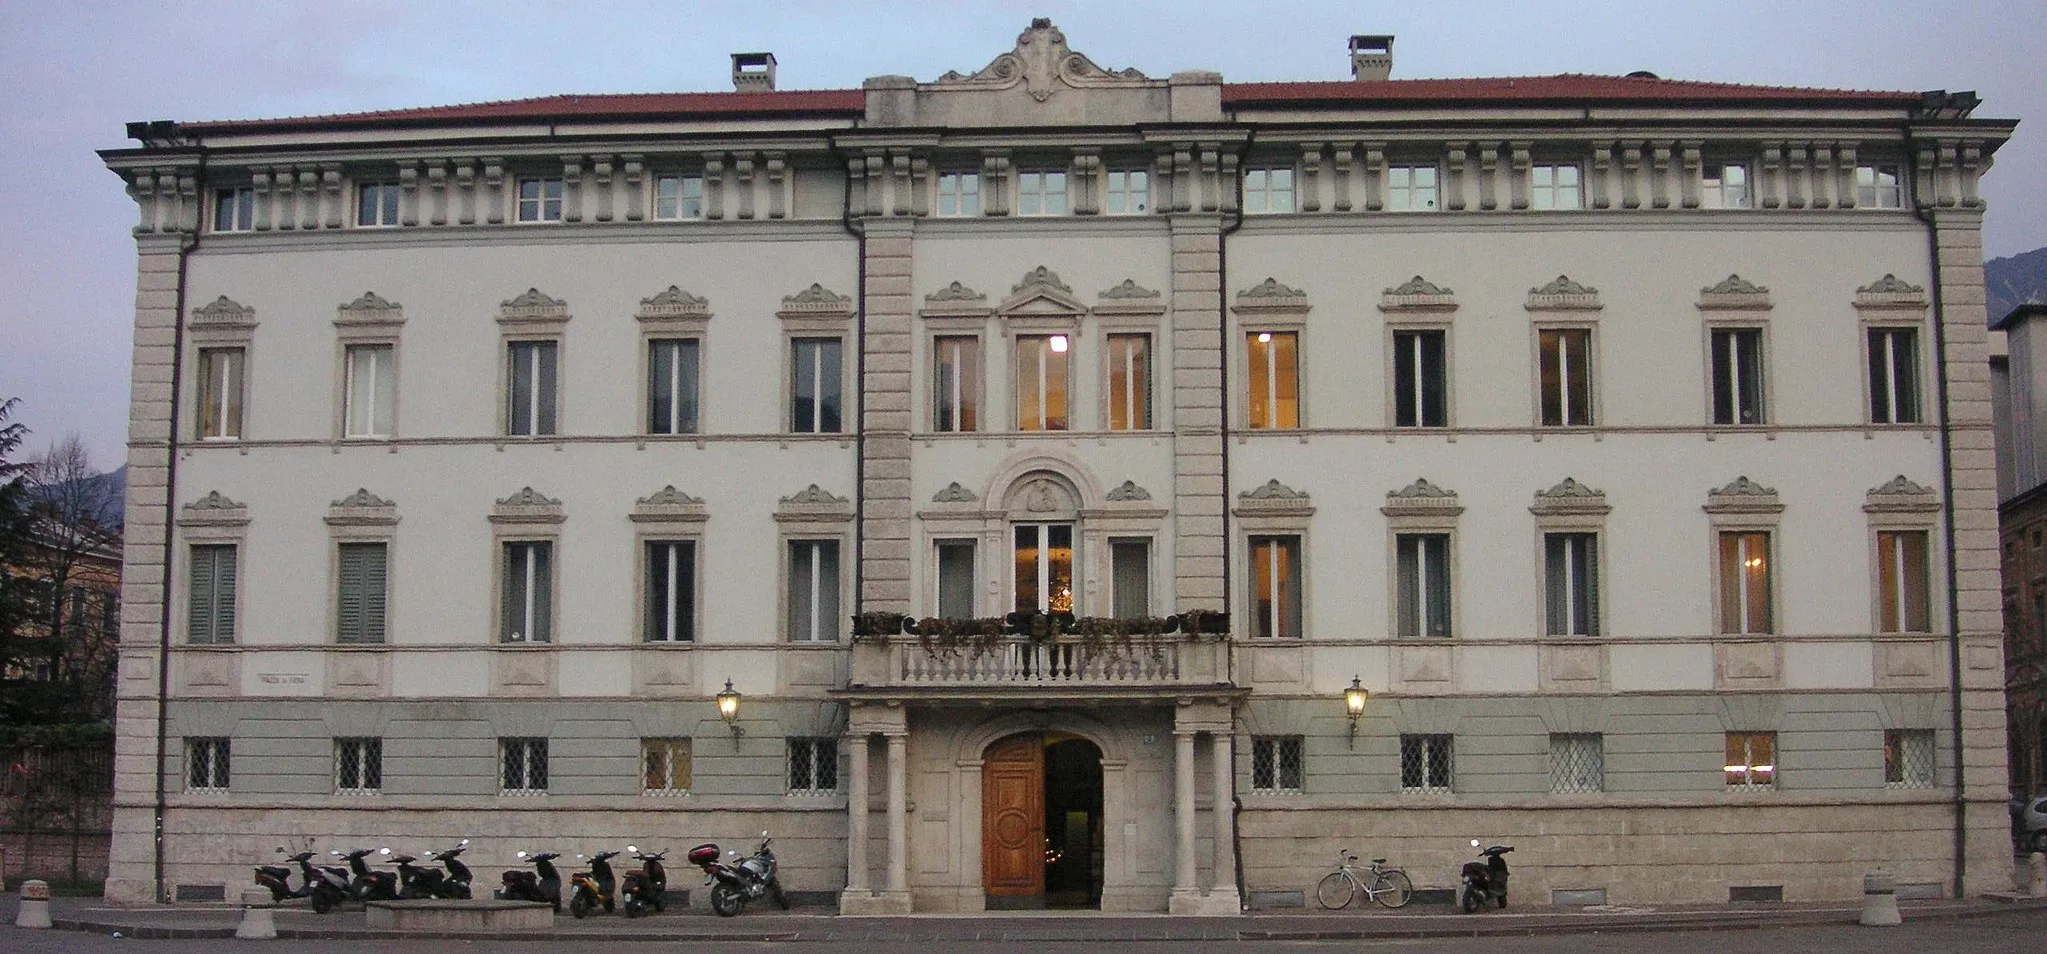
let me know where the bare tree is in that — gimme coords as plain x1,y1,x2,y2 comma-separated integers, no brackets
16,433,123,724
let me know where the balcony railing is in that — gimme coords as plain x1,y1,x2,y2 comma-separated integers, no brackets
847,611,1231,691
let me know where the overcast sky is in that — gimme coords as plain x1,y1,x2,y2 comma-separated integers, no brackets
2,0,2041,470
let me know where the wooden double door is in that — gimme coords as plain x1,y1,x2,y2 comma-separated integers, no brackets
981,732,1103,908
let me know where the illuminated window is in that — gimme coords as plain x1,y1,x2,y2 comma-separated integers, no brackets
1249,535,1302,638
1724,731,1776,788
642,738,692,794
1876,530,1930,633
196,348,245,440
1013,523,1074,614
1718,531,1773,635
1015,335,1071,431
1105,333,1151,430
933,336,981,432
1538,328,1593,426
1246,331,1299,429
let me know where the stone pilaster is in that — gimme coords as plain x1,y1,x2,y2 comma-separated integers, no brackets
1169,217,1224,612
860,219,916,613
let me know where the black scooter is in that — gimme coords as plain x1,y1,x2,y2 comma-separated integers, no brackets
254,848,316,903
496,850,563,912
332,847,398,902
620,846,668,917
1459,840,1513,913
425,839,474,899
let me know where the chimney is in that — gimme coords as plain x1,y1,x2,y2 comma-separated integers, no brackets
732,52,777,92
1349,35,1393,81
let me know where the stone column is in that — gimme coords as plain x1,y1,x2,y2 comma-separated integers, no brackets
845,732,870,895
883,730,912,909
1210,731,1236,900
1170,729,1198,904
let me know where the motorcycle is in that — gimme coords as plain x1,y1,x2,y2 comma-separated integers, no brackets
567,850,619,918
1458,840,1513,913
331,847,398,902
425,839,474,899
691,831,787,917
619,846,668,918
495,850,563,912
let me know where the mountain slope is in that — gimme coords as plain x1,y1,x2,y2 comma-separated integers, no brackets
1989,245,2047,323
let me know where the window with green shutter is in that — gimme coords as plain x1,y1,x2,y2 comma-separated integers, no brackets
336,542,388,644
188,544,237,644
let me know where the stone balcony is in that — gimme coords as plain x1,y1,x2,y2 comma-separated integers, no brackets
844,634,1236,702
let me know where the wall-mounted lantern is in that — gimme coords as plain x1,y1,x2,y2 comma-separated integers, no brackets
1344,676,1369,749
716,679,745,738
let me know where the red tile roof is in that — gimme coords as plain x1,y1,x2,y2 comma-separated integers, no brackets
181,89,867,133
1222,74,1923,108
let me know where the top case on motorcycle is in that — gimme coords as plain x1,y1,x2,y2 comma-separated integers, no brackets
687,844,721,866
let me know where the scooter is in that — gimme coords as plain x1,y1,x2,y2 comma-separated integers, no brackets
393,852,450,899
495,850,563,912
1458,840,1513,913
691,831,787,917
567,850,619,918
425,839,474,899
619,846,668,917
331,847,398,902
254,848,315,903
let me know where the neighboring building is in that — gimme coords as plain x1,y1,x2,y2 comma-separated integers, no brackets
1993,301,2047,799
99,22,2016,910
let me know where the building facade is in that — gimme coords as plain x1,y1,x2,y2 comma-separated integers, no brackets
100,22,2016,910
1992,302,2047,800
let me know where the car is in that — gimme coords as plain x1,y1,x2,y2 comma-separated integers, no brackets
2022,796,2047,853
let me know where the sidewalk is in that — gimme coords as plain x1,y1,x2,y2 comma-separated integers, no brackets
7,893,2045,943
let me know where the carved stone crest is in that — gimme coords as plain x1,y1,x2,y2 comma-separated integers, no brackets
1012,266,1073,295
934,18,1150,103
193,296,256,325
332,488,393,509
338,291,403,319
782,484,849,506
637,285,710,319
777,483,853,522
1380,275,1458,313
931,482,979,503
1864,475,1939,514
1105,480,1153,502
1233,278,1311,316
632,485,708,523
927,281,987,303
1526,275,1602,311
1856,273,1929,308
184,490,244,511
1698,274,1773,311
1531,478,1610,516
779,283,855,320
1705,476,1783,515
328,489,398,527
1099,279,1160,300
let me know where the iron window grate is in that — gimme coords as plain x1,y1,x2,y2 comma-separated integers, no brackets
187,738,230,792
643,738,693,795
789,738,838,794
1884,729,1936,789
1251,736,1304,794
1400,734,1453,794
500,737,549,795
336,737,382,793
1549,733,1604,794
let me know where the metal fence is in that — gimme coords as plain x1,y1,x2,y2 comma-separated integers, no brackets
0,741,114,885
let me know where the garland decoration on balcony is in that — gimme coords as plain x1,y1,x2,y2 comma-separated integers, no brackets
909,615,1009,657
857,608,1232,658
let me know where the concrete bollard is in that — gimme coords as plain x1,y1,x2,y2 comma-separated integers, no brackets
15,879,53,929
1858,870,1901,926
2030,853,2047,899
235,886,277,939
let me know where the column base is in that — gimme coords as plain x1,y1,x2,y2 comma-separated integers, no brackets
840,889,913,915
1168,888,1240,916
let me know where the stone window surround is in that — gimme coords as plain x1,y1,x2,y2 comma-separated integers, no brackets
918,464,1165,620
496,289,570,440
1093,279,1166,432
779,284,855,436
1696,275,1773,429
1006,323,1084,434
1529,478,1611,639
1704,477,1784,637
333,292,405,441
776,484,853,643
1864,476,1941,635
919,281,994,435
1525,276,1603,429
1854,274,1931,429
176,491,249,646
1232,279,1310,431
632,486,709,645
187,296,257,442
1381,479,1463,642
489,487,565,645
1235,479,1314,639
635,286,713,438
325,489,398,645
1378,276,1457,429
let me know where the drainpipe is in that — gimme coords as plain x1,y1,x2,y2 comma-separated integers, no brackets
832,144,867,624
154,144,205,903
1220,128,1251,910
1903,124,1967,900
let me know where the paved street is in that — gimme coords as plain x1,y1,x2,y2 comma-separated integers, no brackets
3,906,2044,953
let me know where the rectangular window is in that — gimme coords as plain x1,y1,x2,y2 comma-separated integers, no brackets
1013,523,1075,614
197,347,245,440
516,177,564,222
1856,164,1904,209
654,174,704,220
1538,328,1594,426
1868,327,1921,424
1718,531,1772,635
936,172,981,216
1110,539,1151,619
356,182,400,227
643,737,692,794
644,540,695,643
1529,164,1582,210
1105,333,1152,430
1400,734,1453,793
1877,530,1931,633
1544,532,1599,637
1710,328,1765,425
1549,733,1604,794
1246,331,1300,429
187,738,230,791
1724,731,1776,788
506,340,559,436
788,737,838,794
188,543,237,645
646,338,701,435
213,188,254,232
344,343,396,438
500,737,549,794
1016,170,1068,216
335,737,382,794
1105,169,1150,214
1249,535,1303,638
501,541,552,643
1702,164,1751,209
787,539,841,642
1396,533,1453,639
1014,334,1071,431
1243,168,1295,213
935,540,977,618
933,336,981,433
336,542,388,644
1250,736,1304,794
1386,165,1440,211
1392,329,1447,427
790,337,843,433
1883,729,1935,789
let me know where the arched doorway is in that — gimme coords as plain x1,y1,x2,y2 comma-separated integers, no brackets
981,732,1104,909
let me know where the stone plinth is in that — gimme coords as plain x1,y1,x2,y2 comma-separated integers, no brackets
364,900,553,932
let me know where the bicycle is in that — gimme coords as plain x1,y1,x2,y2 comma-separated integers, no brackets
1315,850,1414,909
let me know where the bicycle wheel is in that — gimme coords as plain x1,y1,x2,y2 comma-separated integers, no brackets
1372,869,1414,909
1315,871,1357,910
